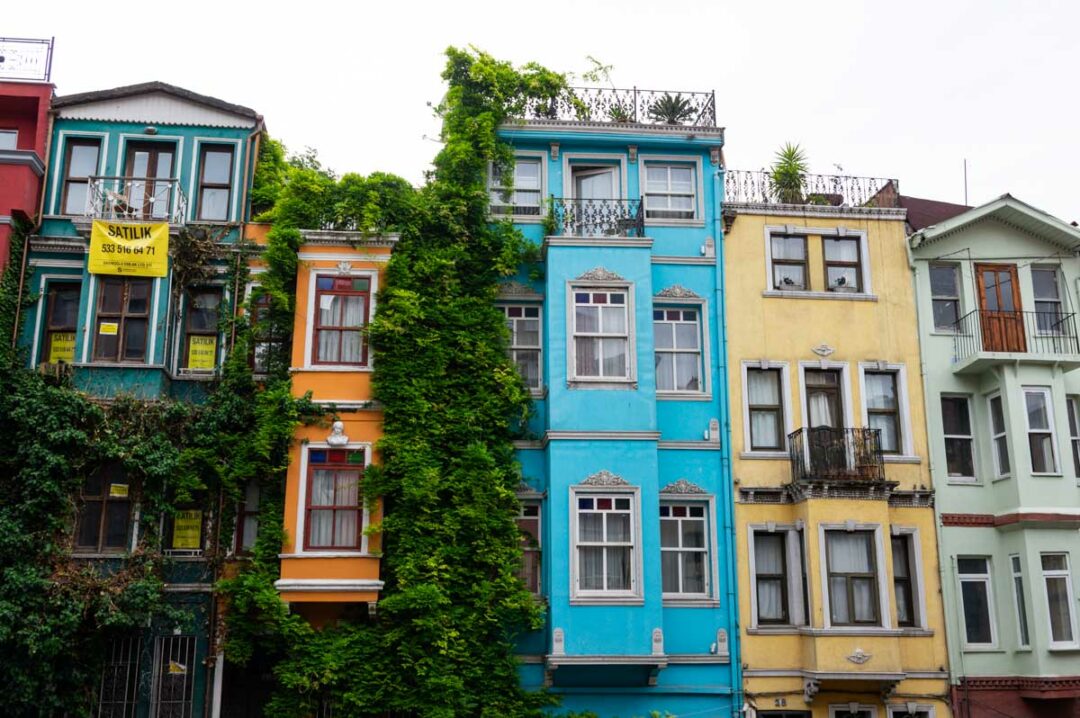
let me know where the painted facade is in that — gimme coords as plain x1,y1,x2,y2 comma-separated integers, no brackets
0,79,52,269
16,81,262,718
910,195,1080,718
723,172,951,718
496,88,740,716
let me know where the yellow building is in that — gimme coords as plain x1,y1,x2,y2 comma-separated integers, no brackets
245,224,393,621
723,172,951,718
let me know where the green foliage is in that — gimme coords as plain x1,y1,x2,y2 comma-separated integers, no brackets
770,142,809,204
647,92,695,124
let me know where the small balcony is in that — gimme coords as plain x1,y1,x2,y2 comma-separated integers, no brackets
84,175,188,225
518,86,718,129
550,198,644,238
723,169,900,210
951,309,1080,373
788,427,886,484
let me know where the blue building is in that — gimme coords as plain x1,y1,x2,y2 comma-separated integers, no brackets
17,81,263,717
496,87,740,716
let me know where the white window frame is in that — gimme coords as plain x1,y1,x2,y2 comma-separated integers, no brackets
291,442,372,557
828,704,878,718
858,362,916,460
1010,554,1031,649
746,522,809,627
1023,386,1060,475
640,155,704,226
653,304,705,397
498,302,543,394
566,280,636,385
818,522,891,630
1040,552,1079,649
0,129,17,150
569,484,642,603
301,267,379,371
488,151,546,222
988,392,1011,480
659,498,714,600
890,526,928,630
763,225,873,298
1067,396,1080,481
957,556,998,650
740,360,793,457
941,394,978,483
929,262,962,334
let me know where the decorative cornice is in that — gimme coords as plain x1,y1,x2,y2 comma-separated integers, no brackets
655,284,701,299
580,470,630,487
576,266,625,282
660,478,707,495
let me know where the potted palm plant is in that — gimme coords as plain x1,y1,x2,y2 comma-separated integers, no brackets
769,142,808,204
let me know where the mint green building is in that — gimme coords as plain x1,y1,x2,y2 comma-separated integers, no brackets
909,194,1080,718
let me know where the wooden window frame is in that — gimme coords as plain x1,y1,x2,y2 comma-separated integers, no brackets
182,287,222,371
864,370,901,454
823,237,863,292
197,144,234,221
753,530,790,624
93,277,152,363
60,138,101,216
303,449,364,551
770,234,808,290
43,281,80,363
747,367,785,450
75,465,132,554
825,529,880,626
312,275,371,367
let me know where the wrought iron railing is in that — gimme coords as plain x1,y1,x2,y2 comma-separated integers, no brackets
788,427,885,483
86,176,188,224
952,309,1080,362
724,169,899,208
519,86,717,128
551,198,644,237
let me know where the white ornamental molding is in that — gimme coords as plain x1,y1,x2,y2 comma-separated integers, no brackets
846,648,872,665
659,478,707,495
580,469,630,487
656,284,701,299
576,267,624,282
811,344,836,358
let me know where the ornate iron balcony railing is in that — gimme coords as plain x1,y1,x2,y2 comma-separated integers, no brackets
724,169,899,208
86,176,187,224
788,427,886,483
551,198,644,238
952,309,1080,362
518,86,717,128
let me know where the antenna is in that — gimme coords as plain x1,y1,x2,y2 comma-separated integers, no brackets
963,158,968,205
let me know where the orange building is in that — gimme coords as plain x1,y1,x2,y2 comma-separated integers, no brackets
249,225,394,621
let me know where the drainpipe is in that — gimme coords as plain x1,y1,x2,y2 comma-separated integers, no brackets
713,164,742,716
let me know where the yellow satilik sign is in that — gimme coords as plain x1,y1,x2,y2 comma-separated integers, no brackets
89,220,169,277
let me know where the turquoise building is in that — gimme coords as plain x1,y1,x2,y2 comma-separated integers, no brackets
17,81,262,717
497,88,740,716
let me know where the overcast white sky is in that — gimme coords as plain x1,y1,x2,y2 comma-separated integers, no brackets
9,0,1080,219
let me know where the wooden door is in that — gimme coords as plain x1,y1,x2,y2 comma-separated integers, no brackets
124,143,174,220
975,263,1026,352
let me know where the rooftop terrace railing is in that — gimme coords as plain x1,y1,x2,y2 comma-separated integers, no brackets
518,86,718,128
724,169,899,208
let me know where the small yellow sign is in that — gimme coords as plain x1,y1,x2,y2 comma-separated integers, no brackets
109,483,129,498
89,220,169,277
172,510,202,549
99,322,119,336
48,332,76,363
186,335,217,371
